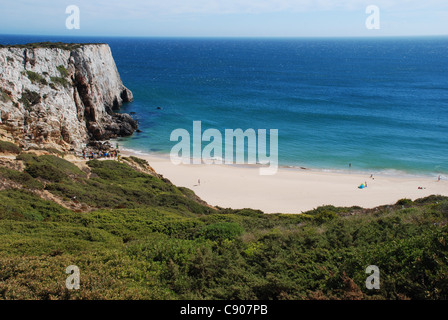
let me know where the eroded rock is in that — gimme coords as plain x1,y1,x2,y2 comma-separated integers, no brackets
0,43,137,152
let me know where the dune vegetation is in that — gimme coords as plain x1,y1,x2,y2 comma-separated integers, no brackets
0,151,447,300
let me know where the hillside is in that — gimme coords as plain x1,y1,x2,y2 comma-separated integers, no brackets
0,145,447,300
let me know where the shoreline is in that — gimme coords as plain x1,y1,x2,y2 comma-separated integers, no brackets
113,139,448,180
115,144,446,180
118,147,448,214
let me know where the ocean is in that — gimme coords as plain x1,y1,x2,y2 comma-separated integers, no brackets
1,34,447,176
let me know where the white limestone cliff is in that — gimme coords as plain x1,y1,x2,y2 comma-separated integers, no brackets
0,43,137,152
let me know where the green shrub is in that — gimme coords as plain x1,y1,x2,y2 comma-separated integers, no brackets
56,65,68,77
396,198,413,206
19,90,41,109
31,159,210,212
18,154,85,182
50,76,69,88
26,163,66,182
233,208,264,217
314,210,338,224
305,205,344,224
87,160,147,181
178,187,199,201
440,202,448,219
196,222,245,241
0,189,68,221
26,71,47,85
0,141,21,154
2,151,448,300
0,167,43,190
155,193,211,215
414,195,447,204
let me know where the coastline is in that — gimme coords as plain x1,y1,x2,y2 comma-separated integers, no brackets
119,147,448,214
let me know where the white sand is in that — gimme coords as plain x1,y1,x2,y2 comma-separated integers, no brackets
121,151,448,214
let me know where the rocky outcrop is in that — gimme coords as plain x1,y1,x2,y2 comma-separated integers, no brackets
0,43,137,152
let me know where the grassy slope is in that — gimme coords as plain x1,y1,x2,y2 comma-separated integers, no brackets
0,153,447,300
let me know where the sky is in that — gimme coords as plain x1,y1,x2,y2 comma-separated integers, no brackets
0,0,447,37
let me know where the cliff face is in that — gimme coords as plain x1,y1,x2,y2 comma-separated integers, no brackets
0,43,137,151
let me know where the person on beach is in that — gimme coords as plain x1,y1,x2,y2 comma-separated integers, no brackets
438,175,441,181
198,179,201,186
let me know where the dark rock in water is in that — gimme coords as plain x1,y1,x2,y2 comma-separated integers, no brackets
113,113,138,136
93,113,137,140
120,87,133,103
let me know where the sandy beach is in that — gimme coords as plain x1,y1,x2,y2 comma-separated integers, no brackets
120,150,448,214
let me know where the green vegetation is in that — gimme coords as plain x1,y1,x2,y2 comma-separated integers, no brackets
0,42,100,51
56,65,69,78
19,90,41,110
0,189,66,221
0,141,22,154
26,71,48,85
17,154,86,183
128,155,150,168
50,76,69,88
196,222,245,241
0,167,43,190
0,152,447,300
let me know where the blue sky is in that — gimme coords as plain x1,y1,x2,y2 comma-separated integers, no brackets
1,0,447,37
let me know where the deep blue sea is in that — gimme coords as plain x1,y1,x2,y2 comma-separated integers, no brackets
1,34,447,176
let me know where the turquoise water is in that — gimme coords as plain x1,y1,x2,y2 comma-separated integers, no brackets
2,35,448,175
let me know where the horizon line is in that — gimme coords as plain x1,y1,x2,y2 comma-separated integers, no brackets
1,32,448,40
